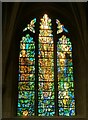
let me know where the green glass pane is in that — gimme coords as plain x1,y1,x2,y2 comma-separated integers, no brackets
58,99,75,108
18,91,35,99
17,107,34,116
21,34,34,43
38,82,54,91
59,108,75,116
18,99,34,108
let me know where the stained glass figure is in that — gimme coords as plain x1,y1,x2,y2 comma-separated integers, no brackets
17,34,35,116
57,35,75,116
23,18,36,33
38,14,55,116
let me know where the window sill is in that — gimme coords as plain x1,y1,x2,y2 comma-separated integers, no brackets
1,116,87,120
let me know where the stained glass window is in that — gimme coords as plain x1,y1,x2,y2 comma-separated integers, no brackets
17,14,75,117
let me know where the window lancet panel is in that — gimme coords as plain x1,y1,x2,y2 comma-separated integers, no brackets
57,35,75,116
38,14,55,116
17,34,35,116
